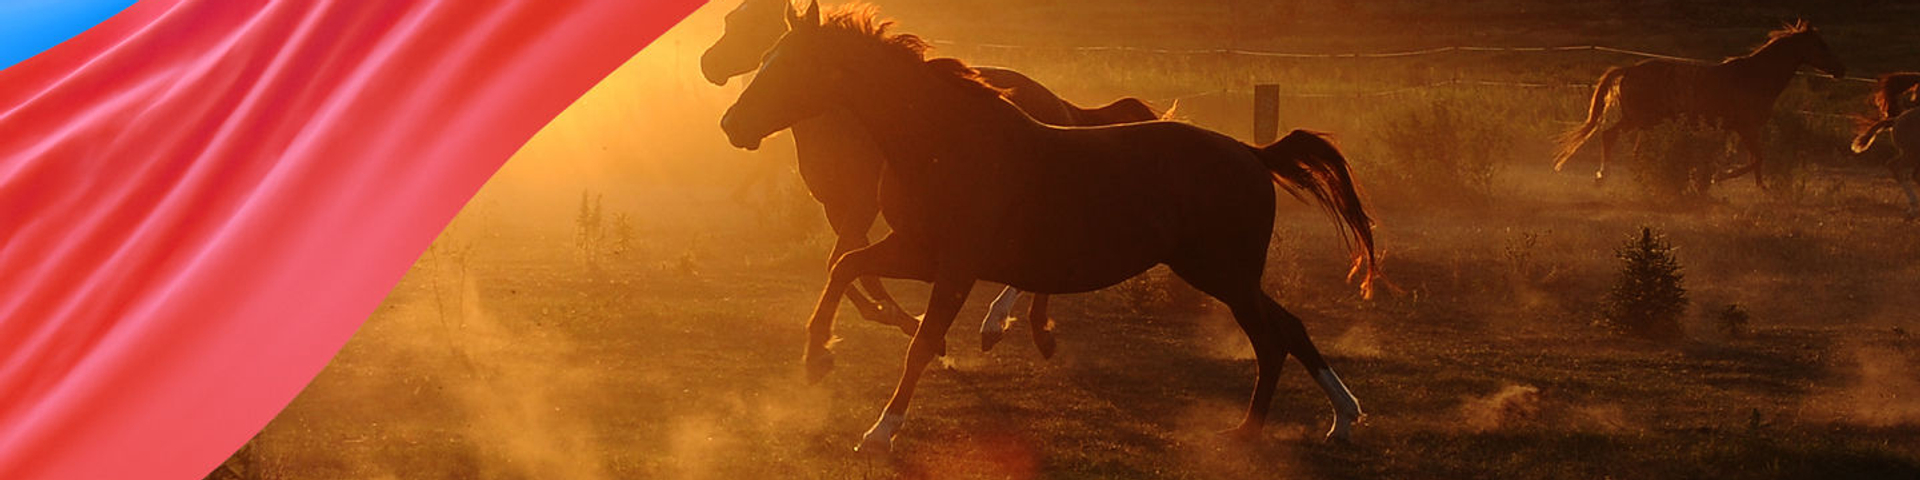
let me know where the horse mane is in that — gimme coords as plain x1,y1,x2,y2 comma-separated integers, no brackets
1732,19,1815,61
1872,73,1920,119
818,4,1006,98
1765,19,1814,41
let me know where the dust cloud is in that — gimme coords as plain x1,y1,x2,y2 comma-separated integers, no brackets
1459,384,1542,433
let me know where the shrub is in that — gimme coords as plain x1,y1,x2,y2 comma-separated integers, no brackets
1372,93,1509,201
1601,227,1688,339
1631,119,1725,200
1760,98,1848,202
1716,304,1752,338
574,190,605,267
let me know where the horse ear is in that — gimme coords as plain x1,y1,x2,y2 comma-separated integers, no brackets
803,0,820,26
784,1,805,30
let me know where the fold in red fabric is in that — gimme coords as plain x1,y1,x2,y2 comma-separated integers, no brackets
0,1,704,478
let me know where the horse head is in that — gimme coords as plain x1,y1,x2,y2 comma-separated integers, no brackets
1772,21,1846,79
700,0,791,86
720,0,833,150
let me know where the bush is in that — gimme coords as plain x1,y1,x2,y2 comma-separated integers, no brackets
1601,227,1688,339
1760,97,1849,202
1716,304,1752,338
1631,119,1725,200
1372,94,1509,201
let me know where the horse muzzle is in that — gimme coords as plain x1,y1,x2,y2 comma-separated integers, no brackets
719,110,764,150
699,56,730,86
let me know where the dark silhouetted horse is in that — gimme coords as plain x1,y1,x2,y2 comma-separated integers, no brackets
701,0,1161,354
1554,21,1846,188
1851,73,1920,216
722,2,1379,453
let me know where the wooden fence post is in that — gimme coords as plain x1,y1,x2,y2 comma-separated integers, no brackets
1253,84,1279,145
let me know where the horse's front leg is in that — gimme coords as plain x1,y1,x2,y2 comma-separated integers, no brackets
808,235,931,383
1717,129,1767,189
831,234,897,332
858,272,975,453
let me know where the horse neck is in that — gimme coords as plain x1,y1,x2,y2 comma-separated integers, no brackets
840,63,1042,164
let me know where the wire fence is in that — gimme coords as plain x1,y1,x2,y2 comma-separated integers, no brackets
929,38,1879,121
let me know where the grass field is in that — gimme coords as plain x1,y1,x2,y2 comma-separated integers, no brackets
211,1,1920,478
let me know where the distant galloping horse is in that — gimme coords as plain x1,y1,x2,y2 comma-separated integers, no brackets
1554,21,1846,188
1851,73,1920,217
701,0,1162,353
721,3,1380,452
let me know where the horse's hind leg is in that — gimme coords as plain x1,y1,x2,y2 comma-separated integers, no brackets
1027,293,1056,359
978,286,1022,351
977,289,1056,357
1167,261,1293,440
1597,123,1633,183
1897,152,1920,218
1262,296,1362,441
1220,290,1291,440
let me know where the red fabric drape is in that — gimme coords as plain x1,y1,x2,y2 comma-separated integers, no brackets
0,1,705,478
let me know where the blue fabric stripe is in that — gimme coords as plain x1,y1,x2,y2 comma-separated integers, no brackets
0,0,137,71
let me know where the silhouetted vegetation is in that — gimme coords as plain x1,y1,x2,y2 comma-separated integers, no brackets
1603,227,1689,339
1631,119,1725,200
1372,94,1509,201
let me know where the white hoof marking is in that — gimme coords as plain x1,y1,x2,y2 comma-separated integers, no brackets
979,286,1022,336
1313,368,1363,441
857,412,907,454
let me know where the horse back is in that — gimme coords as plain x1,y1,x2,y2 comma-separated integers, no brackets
1616,60,1712,123
965,122,1270,291
973,67,1076,126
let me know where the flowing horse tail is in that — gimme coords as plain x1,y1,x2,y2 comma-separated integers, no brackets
1853,118,1897,154
1871,73,1920,119
1553,66,1628,171
1256,130,1382,298
1855,73,1920,153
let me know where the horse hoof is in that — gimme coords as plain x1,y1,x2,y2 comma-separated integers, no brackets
857,413,904,454
1034,331,1057,360
1324,414,1359,443
980,330,1004,352
854,435,893,455
805,350,835,384
1214,425,1262,443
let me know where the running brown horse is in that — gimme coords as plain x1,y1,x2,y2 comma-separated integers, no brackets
721,2,1380,452
1851,73,1920,217
1554,21,1846,188
701,0,1162,354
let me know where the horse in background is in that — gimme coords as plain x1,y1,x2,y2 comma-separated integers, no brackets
722,2,1378,452
1851,73,1920,217
1554,21,1846,189
701,0,1163,355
